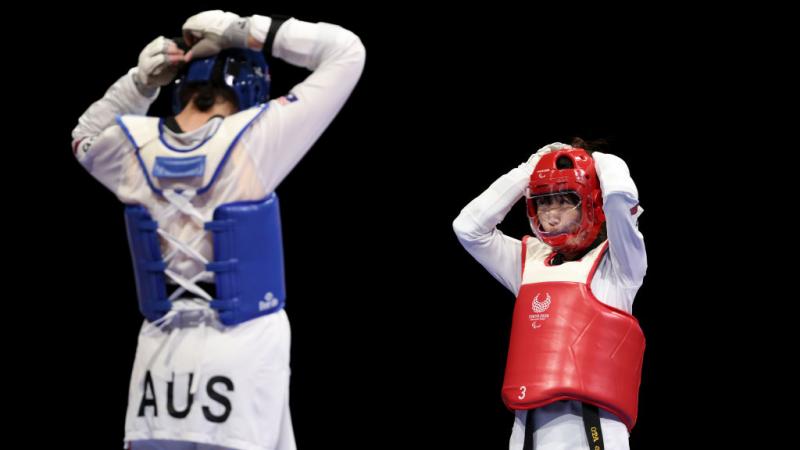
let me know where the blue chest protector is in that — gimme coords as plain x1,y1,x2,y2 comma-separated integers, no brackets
124,194,286,326
119,108,285,327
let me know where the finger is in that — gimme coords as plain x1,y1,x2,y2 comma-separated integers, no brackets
148,54,168,73
188,39,221,59
166,53,185,65
182,30,200,47
165,40,180,53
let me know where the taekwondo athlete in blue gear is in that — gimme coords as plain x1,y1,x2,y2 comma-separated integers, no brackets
72,10,365,450
124,46,286,326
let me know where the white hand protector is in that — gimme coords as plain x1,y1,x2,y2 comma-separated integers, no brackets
591,151,639,199
526,142,571,168
182,10,251,59
134,36,185,94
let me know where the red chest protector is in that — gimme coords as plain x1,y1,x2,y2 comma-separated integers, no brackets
502,238,645,431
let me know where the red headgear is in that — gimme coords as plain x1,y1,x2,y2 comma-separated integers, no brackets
526,148,605,254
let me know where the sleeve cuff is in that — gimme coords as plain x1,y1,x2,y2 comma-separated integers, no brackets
249,15,272,44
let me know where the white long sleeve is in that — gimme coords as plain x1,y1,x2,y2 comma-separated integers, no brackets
452,162,532,294
593,151,647,286
72,18,366,197
240,18,366,193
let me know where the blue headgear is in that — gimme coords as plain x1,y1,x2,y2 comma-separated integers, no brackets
172,48,270,114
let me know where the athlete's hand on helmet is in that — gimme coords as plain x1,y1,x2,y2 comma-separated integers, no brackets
133,36,186,94
525,142,571,168
182,10,251,60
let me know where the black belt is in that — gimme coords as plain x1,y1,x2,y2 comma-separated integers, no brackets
521,403,604,450
581,403,605,450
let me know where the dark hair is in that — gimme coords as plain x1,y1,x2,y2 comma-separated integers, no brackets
570,137,610,155
177,82,239,113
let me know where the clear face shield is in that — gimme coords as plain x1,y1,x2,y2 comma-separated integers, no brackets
525,191,583,237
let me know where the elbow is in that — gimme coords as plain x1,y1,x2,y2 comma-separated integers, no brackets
351,32,366,61
71,138,81,157
348,33,367,76
452,214,468,239
72,136,91,162
452,210,480,244
335,26,367,74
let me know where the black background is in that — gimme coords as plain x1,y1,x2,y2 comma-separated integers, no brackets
16,2,774,448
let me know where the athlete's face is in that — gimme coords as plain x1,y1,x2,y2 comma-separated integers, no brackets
534,194,581,234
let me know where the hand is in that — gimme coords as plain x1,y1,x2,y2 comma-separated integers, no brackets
133,36,185,93
182,10,251,60
525,142,571,168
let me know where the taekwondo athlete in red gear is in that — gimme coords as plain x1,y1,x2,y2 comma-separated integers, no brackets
72,10,365,450
453,142,647,450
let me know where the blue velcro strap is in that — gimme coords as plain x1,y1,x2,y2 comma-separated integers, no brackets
124,205,171,322
139,221,158,231
206,260,238,273
204,219,234,232
144,261,167,272
206,193,286,326
153,155,206,179
210,299,236,312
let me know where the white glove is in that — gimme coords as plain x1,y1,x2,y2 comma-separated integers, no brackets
590,151,639,199
525,142,571,168
133,36,185,95
182,10,251,59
